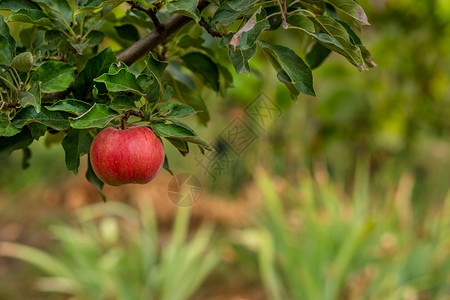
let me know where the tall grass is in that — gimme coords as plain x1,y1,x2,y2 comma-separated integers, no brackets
238,165,450,300
0,201,219,300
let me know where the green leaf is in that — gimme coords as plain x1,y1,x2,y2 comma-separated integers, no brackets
73,47,117,99
75,0,123,16
308,15,366,70
306,42,331,69
36,0,72,23
147,53,168,78
0,36,16,65
229,43,257,75
229,7,270,51
8,9,53,27
44,29,65,50
86,153,106,202
94,68,144,96
62,129,93,174
115,24,139,42
163,155,173,175
69,103,118,129
11,52,33,72
45,99,91,116
145,53,168,102
109,95,137,112
181,52,219,92
0,15,16,65
159,102,196,118
166,75,210,125
152,122,213,150
227,0,258,11
337,20,376,67
0,113,20,137
0,127,33,157
27,123,47,140
32,61,75,93
167,0,200,22
325,0,370,26
18,82,41,113
69,30,104,55
11,106,70,131
0,0,41,11
212,2,253,26
19,26,36,50
259,41,315,97
166,137,189,156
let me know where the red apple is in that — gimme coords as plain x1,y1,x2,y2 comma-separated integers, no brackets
90,126,165,186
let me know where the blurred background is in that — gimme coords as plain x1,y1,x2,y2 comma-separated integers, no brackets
1,0,449,299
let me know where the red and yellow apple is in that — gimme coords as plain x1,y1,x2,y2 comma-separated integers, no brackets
90,126,165,186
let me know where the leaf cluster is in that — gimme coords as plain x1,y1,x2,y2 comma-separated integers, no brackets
0,0,373,197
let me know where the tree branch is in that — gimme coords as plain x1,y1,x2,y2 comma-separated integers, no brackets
199,18,223,37
126,1,163,33
117,0,211,66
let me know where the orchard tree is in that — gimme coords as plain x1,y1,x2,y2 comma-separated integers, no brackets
0,0,375,199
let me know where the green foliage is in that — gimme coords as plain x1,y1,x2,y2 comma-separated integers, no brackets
0,202,219,300
0,0,372,197
234,169,450,300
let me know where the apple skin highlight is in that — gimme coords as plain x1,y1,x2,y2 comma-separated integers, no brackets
90,126,165,186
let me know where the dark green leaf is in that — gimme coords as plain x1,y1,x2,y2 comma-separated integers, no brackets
70,30,104,55
0,0,41,11
8,9,53,27
73,47,117,99
62,129,93,174
181,52,219,91
259,41,315,96
167,0,200,22
0,113,20,137
145,53,168,102
229,43,257,75
27,123,47,140
45,99,91,115
69,103,118,129
12,106,70,130
159,102,196,118
309,15,366,70
212,2,252,26
32,61,75,93
18,82,41,113
109,95,137,111
152,122,213,150
227,0,258,11
86,153,106,202
147,53,168,78
0,35,16,65
166,137,189,156
265,6,282,31
306,42,331,69
0,127,33,157
36,0,72,23
325,0,370,26
163,155,173,175
0,15,16,65
115,24,139,42
94,68,144,95
76,0,123,16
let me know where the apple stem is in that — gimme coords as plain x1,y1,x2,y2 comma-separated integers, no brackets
120,114,129,130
